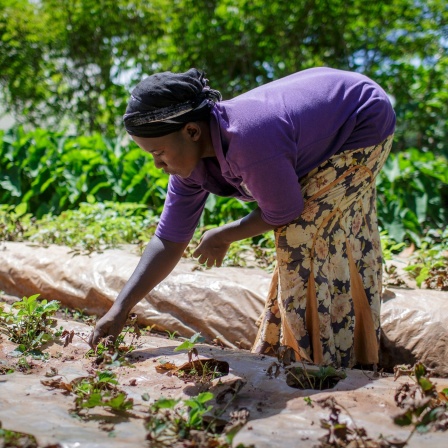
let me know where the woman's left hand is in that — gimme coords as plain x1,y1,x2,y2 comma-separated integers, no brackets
193,227,230,268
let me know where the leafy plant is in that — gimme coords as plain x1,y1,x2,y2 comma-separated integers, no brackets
393,363,448,439
286,365,347,390
0,127,168,218
377,150,448,245
175,332,206,368
380,230,407,261
85,314,141,367
145,392,251,447
0,294,61,354
402,229,448,290
174,332,205,355
316,396,397,447
71,370,134,413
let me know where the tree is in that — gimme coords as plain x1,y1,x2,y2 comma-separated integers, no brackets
1,0,447,155
0,0,163,134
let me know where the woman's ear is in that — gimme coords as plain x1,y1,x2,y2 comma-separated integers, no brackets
184,122,201,141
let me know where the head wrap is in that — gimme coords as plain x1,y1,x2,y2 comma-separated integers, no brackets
123,68,222,137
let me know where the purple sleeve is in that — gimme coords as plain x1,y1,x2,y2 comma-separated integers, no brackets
155,176,209,243
239,155,304,226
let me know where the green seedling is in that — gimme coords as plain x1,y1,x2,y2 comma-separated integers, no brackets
273,346,346,390
286,365,347,390
61,307,97,325
304,396,314,407
0,294,61,355
146,395,208,445
46,370,135,414
175,332,205,362
165,329,179,340
145,391,252,447
16,356,35,374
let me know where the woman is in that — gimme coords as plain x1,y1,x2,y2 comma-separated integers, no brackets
89,67,395,368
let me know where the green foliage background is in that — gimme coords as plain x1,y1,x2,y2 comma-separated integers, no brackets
1,0,447,156
0,0,447,248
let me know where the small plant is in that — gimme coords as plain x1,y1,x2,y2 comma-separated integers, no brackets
16,356,35,374
0,421,38,448
269,346,347,390
71,370,134,413
0,362,15,375
286,365,347,390
174,332,205,361
165,329,179,340
85,314,140,367
173,332,228,384
61,307,97,325
145,392,251,447
402,231,448,290
380,230,407,261
316,396,395,447
0,294,61,355
393,363,448,440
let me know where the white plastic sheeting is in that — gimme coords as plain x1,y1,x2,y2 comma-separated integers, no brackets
0,242,270,350
1,242,448,373
1,318,448,448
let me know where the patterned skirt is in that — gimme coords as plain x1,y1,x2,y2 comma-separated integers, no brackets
252,135,394,368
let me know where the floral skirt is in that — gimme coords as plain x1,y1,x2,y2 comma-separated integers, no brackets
252,135,394,368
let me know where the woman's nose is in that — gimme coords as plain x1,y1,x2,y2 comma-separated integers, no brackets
153,158,166,169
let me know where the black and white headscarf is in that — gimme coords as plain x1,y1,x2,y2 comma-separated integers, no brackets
123,68,222,137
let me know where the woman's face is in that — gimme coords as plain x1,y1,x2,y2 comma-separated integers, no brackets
131,124,205,178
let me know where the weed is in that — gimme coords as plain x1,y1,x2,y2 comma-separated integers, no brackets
0,294,61,355
304,396,314,407
176,359,229,386
42,370,134,415
16,356,35,374
141,323,156,335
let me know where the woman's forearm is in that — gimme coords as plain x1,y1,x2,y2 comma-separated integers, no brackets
113,235,188,314
219,207,277,244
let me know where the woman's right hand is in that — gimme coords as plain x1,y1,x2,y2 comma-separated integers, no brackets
88,306,128,347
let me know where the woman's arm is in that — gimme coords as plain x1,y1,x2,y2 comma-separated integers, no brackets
193,207,277,267
89,235,188,346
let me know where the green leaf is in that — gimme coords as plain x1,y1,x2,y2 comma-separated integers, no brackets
14,202,28,217
196,391,214,404
417,377,435,394
83,392,104,408
174,340,195,352
393,410,413,426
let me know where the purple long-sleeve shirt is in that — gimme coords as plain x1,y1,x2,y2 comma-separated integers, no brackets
155,67,396,242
